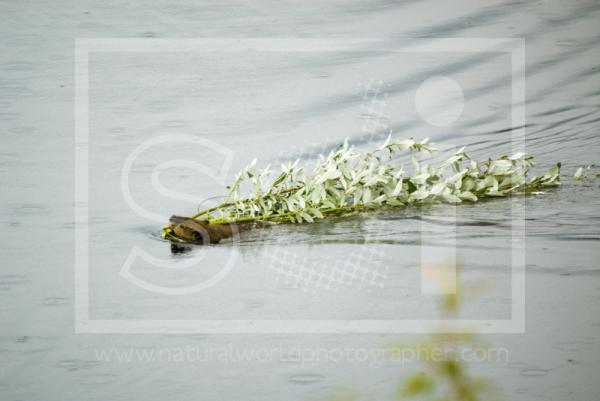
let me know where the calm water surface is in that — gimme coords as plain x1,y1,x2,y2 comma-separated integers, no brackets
1,1,599,400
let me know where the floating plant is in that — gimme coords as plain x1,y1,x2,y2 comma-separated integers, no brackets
162,137,561,243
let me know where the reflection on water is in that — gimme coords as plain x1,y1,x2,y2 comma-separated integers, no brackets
1,0,600,400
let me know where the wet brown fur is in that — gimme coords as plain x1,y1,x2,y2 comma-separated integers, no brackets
169,215,264,245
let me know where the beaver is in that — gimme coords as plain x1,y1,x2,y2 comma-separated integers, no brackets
168,215,267,245
169,215,237,245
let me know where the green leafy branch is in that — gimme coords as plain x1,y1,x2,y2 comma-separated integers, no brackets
163,136,561,239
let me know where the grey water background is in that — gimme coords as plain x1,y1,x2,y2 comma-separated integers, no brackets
1,0,600,400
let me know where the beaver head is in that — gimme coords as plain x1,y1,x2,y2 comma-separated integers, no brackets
169,215,212,244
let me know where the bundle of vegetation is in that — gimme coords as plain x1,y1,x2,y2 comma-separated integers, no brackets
163,137,561,244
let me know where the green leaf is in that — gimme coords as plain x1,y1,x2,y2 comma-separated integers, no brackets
310,208,324,219
362,188,372,203
458,191,478,202
442,193,462,203
386,198,404,206
392,179,404,196
509,151,526,160
429,182,446,196
298,211,313,223
409,189,429,201
476,176,498,192
400,374,435,398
